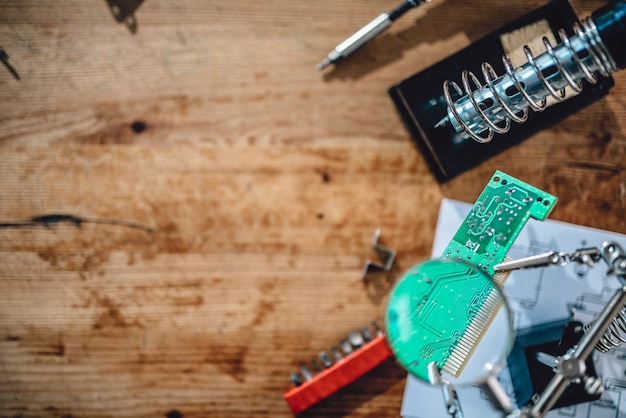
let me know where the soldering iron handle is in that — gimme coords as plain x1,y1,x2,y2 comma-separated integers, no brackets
592,0,626,69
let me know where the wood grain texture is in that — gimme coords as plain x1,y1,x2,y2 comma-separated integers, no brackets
0,1,625,417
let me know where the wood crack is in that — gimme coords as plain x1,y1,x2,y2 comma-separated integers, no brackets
0,213,155,232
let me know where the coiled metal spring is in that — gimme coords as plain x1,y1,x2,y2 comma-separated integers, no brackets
443,16,618,143
583,305,626,353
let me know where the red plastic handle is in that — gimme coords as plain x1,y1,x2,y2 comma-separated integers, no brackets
283,335,394,414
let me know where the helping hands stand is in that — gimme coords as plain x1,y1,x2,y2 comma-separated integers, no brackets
438,242,626,418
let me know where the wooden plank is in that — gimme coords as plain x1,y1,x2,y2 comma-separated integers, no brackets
0,0,624,417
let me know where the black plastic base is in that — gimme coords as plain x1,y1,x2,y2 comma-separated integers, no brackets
389,0,615,182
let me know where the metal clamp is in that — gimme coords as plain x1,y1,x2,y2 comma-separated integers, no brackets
494,248,602,272
361,228,396,279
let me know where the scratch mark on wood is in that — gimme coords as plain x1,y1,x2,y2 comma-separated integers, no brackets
566,161,621,175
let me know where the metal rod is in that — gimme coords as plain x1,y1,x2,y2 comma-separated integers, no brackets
317,0,430,70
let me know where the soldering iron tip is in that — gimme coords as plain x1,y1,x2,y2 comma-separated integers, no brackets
316,58,331,71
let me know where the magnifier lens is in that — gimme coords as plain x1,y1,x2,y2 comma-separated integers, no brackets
384,258,514,386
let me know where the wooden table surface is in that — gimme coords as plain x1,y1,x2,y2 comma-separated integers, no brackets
1,1,625,417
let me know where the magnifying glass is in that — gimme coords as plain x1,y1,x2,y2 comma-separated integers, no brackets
384,258,515,412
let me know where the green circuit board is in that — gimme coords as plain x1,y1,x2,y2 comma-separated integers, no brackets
444,171,557,278
384,171,557,382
